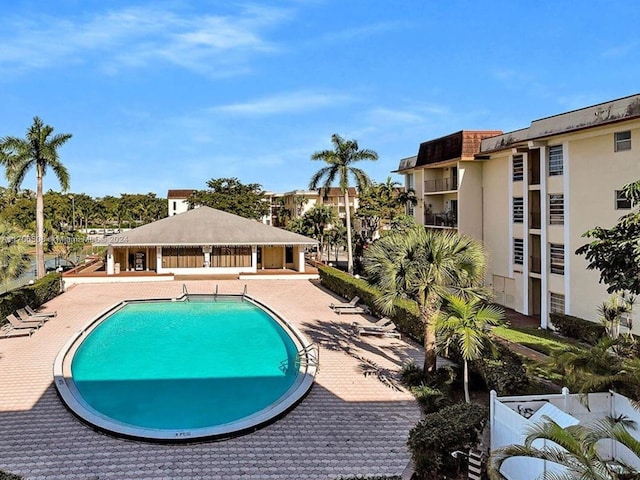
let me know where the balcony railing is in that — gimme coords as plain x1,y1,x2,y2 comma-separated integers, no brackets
425,212,457,228
424,177,457,193
530,212,541,229
530,256,541,274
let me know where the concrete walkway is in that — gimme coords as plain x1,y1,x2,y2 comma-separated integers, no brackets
0,280,422,480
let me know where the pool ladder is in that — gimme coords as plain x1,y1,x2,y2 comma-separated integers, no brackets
280,343,319,374
182,284,189,299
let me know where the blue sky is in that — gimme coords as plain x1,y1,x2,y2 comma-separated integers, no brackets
1,0,639,198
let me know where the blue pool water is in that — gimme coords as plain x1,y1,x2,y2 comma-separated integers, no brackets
71,299,300,431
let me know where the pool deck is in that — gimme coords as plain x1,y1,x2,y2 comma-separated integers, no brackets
0,279,423,480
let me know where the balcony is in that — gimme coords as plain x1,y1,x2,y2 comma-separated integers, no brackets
425,211,457,228
530,212,541,229
530,256,541,274
424,177,457,193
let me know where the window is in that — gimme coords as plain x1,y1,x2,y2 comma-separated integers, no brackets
615,131,631,152
549,243,564,275
513,238,524,266
550,293,565,314
172,201,177,211
407,174,415,216
548,145,563,176
549,194,564,225
615,190,633,210
513,197,524,223
512,155,524,181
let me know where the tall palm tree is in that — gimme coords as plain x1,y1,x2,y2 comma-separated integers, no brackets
363,228,488,374
488,417,640,479
303,204,337,260
0,221,31,292
310,134,378,274
435,293,504,403
0,117,71,278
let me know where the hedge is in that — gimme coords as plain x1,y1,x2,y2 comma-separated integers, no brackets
0,471,23,480
471,342,529,396
0,273,62,327
318,264,424,341
407,402,488,479
549,312,606,344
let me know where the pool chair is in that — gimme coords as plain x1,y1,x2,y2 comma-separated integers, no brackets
0,326,35,339
6,313,44,330
25,305,57,318
330,296,361,310
334,305,370,316
352,317,392,329
357,321,401,339
17,308,52,323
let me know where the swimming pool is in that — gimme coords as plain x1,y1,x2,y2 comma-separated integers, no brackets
54,295,317,441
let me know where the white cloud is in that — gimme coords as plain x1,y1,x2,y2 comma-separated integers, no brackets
0,4,290,76
210,90,355,116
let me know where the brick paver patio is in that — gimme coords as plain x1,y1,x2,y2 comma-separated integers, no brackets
0,279,422,480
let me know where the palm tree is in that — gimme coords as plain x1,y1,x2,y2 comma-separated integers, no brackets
310,134,378,274
435,293,504,403
303,204,337,260
0,117,71,278
0,221,31,292
488,417,640,479
363,228,488,374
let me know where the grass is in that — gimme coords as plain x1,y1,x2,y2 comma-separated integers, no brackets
492,325,585,356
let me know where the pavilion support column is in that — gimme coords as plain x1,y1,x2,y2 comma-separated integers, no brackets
251,246,258,273
125,247,130,271
145,247,149,271
106,246,115,275
282,247,286,270
297,248,305,273
156,248,162,272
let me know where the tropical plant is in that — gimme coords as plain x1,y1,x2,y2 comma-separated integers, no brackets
363,228,489,374
598,292,635,339
302,204,338,260
0,117,72,278
577,180,640,294
188,177,269,220
435,293,504,403
310,133,378,274
488,417,640,480
0,222,31,292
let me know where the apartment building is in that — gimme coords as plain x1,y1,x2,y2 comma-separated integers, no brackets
396,94,640,330
167,189,196,216
273,188,359,224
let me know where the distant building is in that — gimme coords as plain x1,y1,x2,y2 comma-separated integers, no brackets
395,93,640,331
167,189,196,216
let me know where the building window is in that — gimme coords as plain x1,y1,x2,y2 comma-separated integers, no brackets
513,197,524,223
512,155,524,182
548,145,563,176
550,292,565,314
615,131,631,152
513,238,524,266
550,243,564,275
549,194,564,225
407,174,415,216
615,190,633,210
172,201,177,211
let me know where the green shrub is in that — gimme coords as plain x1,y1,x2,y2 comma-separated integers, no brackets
0,471,23,480
400,361,425,387
471,343,529,396
0,273,61,327
335,477,401,480
550,312,605,344
408,402,488,479
411,384,451,414
318,264,423,341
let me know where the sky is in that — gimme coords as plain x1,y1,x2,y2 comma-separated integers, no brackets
1,0,639,199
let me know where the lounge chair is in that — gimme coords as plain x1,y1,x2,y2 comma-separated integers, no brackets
334,305,370,316
17,308,52,323
25,305,56,318
0,326,34,338
330,296,361,310
352,317,393,329
357,321,401,339
6,313,44,330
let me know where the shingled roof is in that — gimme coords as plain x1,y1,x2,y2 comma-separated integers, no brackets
95,207,318,247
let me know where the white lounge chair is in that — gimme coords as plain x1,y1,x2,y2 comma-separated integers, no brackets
25,305,57,318
6,313,43,330
330,296,361,310
0,326,34,338
334,305,370,316
352,317,392,329
357,321,401,339
17,308,52,323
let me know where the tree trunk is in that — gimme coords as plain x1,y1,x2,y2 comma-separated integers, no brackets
36,163,45,278
421,300,438,375
464,360,470,403
344,189,354,274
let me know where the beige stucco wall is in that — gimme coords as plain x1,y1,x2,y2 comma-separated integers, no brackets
458,161,483,239
566,122,640,325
